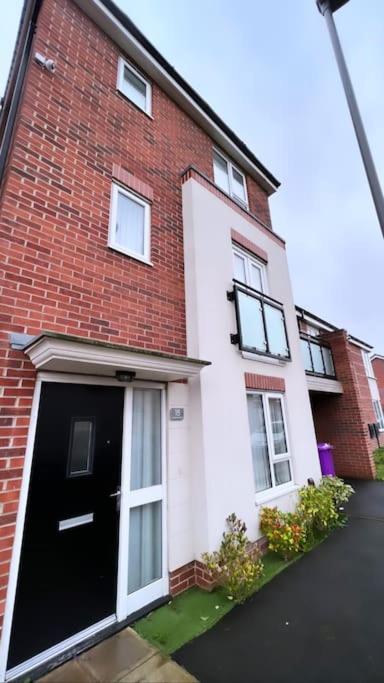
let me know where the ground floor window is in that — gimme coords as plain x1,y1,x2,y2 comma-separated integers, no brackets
246,391,292,494
373,399,384,431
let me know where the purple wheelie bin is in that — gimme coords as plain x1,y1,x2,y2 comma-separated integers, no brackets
317,442,335,476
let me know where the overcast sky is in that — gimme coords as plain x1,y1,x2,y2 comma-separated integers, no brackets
1,0,383,351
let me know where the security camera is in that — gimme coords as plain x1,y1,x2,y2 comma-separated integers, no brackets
34,52,56,73
45,59,56,73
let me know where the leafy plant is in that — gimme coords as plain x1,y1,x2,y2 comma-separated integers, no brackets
202,513,263,603
297,482,339,535
259,507,306,561
320,476,354,509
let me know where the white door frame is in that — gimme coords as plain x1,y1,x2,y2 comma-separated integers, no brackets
0,372,168,682
117,385,168,620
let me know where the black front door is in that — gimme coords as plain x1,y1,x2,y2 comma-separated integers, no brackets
8,382,124,669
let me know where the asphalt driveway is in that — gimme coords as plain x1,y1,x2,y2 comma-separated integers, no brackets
174,481,384,683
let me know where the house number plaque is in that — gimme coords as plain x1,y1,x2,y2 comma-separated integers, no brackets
170,408,184,421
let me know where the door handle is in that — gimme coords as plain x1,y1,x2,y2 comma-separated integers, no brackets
109,486,121,498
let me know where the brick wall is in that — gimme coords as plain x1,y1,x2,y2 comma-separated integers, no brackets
244,373,285,392
169,537,268,597
310,330,376,479
0,0,274,629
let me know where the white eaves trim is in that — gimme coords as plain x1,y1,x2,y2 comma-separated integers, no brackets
347,336,373,352
24,336,209,382
72,0,278,195
296,311,335,334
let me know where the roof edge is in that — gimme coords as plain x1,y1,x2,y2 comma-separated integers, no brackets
0,0,43,183
296,305,373,349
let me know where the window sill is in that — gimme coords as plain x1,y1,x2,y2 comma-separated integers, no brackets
242,351,288,366
108,244,153,267
116,89,153,120
254,484,299,507
214,184,249,211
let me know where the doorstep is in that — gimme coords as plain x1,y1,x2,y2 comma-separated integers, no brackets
37,628,198,683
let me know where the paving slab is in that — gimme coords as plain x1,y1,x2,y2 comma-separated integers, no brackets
37,628,157,683
78,628,156,682
38,659,96,683
120,657,198,683
174,481,384,683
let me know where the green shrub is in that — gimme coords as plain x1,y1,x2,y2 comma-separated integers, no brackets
320,476,354,510
297,482,339,535
202,513,263,603
259,506,306,561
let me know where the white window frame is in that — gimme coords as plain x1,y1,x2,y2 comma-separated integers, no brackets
373,399,384,431
108,182,151,264
232,244,267,293
117,57,152,116
247,391,294,502
362,350,374,379
213,148,248,207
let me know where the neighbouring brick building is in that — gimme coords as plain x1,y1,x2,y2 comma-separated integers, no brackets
297,307,384,480
0,0,380,679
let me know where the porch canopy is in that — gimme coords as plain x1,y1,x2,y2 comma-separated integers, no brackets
21,332,210,382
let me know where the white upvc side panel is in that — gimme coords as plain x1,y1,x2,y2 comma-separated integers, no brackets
166,382,196,571
183,178,321,553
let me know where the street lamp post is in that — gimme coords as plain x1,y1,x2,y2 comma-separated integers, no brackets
317,0,384,239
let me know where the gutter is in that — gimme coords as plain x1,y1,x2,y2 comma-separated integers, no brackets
0,0,43,185
296,305,373,349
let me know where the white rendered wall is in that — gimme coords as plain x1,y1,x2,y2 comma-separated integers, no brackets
182,178,321,556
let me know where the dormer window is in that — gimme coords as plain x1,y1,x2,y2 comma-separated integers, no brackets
213,149,248,207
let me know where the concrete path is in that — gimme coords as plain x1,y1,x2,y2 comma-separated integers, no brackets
38,628,197,683
174,481,384,683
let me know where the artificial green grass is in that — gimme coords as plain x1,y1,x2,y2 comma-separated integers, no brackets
133,552,295,655
374,448,384,480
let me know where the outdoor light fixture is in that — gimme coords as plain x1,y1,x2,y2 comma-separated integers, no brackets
115,370,136,382
316,0,384,239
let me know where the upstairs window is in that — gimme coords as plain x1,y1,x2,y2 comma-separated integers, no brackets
362,350,374,378
117,58,152,116
229,245,290,360
109,183,151,263
232,245,266,292
213,149,248,207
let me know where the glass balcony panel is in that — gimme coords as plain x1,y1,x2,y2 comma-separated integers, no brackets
264,304,289,357
310,342,325,374
237,290,266,351
322,347,335,376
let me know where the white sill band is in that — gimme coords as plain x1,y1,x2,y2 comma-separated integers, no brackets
254,484,299,507
242,351,287,366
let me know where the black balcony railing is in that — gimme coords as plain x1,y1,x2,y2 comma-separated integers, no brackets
228,280,291,361
300,335,336,378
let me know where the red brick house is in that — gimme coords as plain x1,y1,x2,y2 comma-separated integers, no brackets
297,306,384,479
0,0,326,677
0,0,380,680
